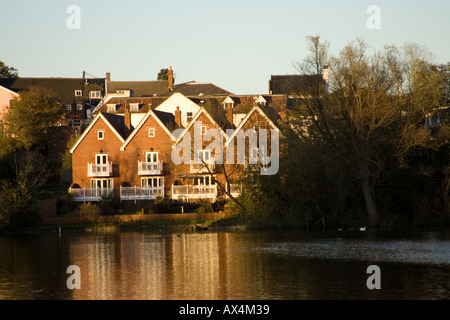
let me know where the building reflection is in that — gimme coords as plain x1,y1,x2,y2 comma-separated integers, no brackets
68,231,272,300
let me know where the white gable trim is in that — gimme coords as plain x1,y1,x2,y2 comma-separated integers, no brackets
173,107,228,145
70,113,125,153
0,85,20,97
120,109,175,151
225,105,279,147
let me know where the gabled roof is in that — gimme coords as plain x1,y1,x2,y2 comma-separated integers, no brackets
0,84,20,97
164,81,233,96
225,105,280,147
106,80,169,97
174,106,228,145
120,109,176,151
70,112,126,153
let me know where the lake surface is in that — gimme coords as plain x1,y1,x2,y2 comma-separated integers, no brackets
1,227,450,300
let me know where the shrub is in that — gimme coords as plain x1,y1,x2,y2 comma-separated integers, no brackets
77,203,101,224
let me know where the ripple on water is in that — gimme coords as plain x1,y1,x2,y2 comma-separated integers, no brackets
258,239,450,265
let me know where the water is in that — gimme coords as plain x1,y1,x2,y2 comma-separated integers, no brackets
1,228,450,300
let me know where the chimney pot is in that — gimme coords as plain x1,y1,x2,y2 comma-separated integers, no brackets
175,106,181,127
168,66,174,91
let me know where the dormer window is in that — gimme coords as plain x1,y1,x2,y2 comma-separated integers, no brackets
255,95,267,107
222,96,235,109
90,91,102,99
76,104,83,111
129,103,140,112
107,104,117,113
75,90,82,97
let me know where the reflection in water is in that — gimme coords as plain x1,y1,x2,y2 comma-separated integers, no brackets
1,229,450,299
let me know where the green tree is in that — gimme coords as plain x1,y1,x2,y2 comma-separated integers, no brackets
0,60,18,78
4,86,63,150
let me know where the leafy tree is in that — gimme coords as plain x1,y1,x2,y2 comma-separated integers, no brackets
0,60,18,78
157,68,169,81
4,86,63,150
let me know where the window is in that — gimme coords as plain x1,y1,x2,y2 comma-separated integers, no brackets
196,149,211,162
91,179,112,190
107,104,116,113
141,177,164,188
75,90,82,97
186,112,193,123
148,127,155,137
66,104,72,111
76,104,83,111
254,122,260,131
194,175,215,186
130,103,139,112
146,152,158,163
200,125,207,135
90,91,102,99
95,154,108,165
97,130,104,140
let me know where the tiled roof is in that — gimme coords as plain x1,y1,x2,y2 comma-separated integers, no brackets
93,96,168,114
101,112,130,140
165,81,233,96
0,77,105,104
106,80,169,97
269,74,324,95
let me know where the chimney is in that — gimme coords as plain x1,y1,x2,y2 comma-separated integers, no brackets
175,106,181,127
106,72,111,82
226,104,233,127
168,66,174,91
124,106,131,136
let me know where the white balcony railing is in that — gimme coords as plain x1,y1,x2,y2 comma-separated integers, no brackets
120,186,164,202
69,187,114,201
137,161,163,175
171,184,217,202
190,158,215,173
87,163,113,177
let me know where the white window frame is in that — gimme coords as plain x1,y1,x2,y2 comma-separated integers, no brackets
148,127,155,137
91,178,113,190
141,177,164,188
130,103,140,112
75,90,82,97
97,130,104,140
66,104,72,111
95,153,108,165
196,149,211,162
186,112,193,123
200,125,207,135
145,151,158,163
76,104,83,111
107,104,117,113
90,91,102,99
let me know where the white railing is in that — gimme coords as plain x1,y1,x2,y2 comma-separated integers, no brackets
190,158,216,173
137,161,163,175
171,184,217,202
87,163,113,177
120,186,164,202
69,187,114,201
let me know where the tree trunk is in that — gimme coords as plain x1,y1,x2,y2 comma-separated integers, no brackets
358,159,379,227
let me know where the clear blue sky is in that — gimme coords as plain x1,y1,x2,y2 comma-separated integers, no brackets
1,0,449,94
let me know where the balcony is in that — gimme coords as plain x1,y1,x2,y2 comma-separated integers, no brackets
87,163,113,177
69,187,113,202
120,186,164,202
138,160,163,175
172,184,217,202
190,158,216,174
